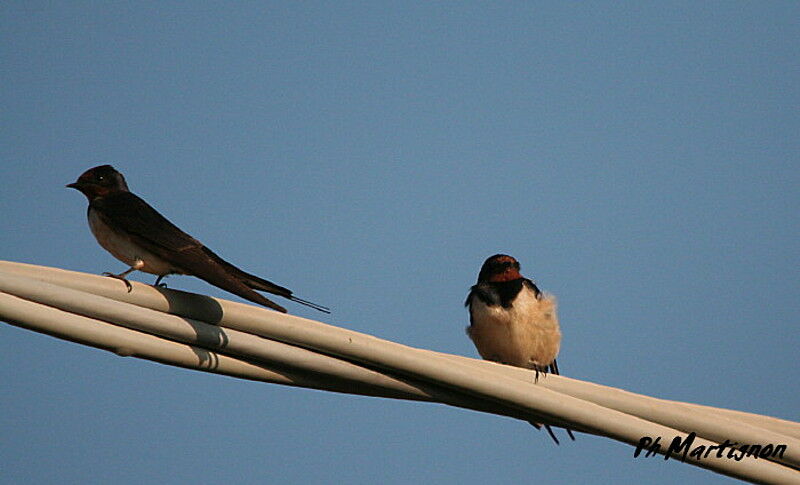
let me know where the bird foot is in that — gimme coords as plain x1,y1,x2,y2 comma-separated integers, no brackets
102,272,133,292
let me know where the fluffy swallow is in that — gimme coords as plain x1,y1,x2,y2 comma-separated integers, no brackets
465,254,574,444
67,164,329,314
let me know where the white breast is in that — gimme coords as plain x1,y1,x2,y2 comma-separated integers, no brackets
88,209,176,276
467,287,561,369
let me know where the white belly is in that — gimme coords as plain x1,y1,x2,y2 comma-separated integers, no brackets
88,209,176,276
467,289,561,369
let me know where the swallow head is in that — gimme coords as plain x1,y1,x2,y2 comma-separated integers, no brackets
67,164,130,200
477,254,523,283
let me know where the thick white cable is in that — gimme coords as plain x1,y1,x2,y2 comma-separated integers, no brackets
0,271,554,423
1,261,797,484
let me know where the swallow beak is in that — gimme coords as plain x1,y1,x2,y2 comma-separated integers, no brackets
66,182,80,189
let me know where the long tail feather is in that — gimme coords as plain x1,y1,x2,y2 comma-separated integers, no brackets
547,359,576,441
210,253,329,313
289,295,330,313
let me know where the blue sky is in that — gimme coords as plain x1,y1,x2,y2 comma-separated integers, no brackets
1,2,798,483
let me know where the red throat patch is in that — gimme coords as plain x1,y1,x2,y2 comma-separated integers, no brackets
489,268,522,282
83,185,111,199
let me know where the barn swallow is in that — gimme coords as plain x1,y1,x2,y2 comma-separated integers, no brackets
465,254,574,444
67,164,329,314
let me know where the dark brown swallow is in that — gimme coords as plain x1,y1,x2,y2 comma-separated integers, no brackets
465,254,574,444
67,164,329,314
